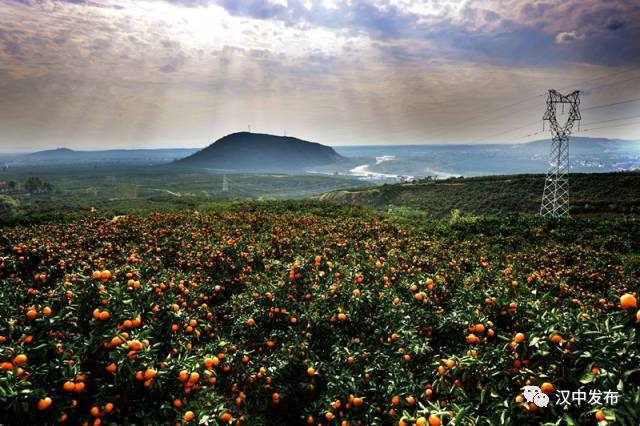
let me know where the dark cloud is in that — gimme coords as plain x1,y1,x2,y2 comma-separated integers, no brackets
195,0,640,67
606,17,624,31
12,0,640,67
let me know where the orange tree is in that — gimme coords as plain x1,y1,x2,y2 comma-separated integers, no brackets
0,205,639,425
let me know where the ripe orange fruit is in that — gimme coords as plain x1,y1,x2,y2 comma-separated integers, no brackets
92,271,102,279
144,368,157,379
13,354,27,366
37,397,52,410
63,381,75,392
514,333,525,343
391,395,400,405
104,403,114,413
26,310,37,320
474,323,485,333
466,333,480,344
246,318,255,327
540,382,554,394
337,313,347,321
183,411,195,422
352,397,363,406
620,294,637,310
90,406,101,417
307,367,316,376
42,306,52,316
595,410,605,421
428,414,441,426
550,334,562,344
220,412,232,421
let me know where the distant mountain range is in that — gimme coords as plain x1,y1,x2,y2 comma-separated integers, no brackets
1,135,637,177
5,147,199,165
173,132,346,172
509,137,639,154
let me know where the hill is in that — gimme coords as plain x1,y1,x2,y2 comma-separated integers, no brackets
13,147,199,165
174,132,346,172
317,172,640,217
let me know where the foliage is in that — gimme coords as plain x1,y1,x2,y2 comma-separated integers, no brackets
0,195,19,224
318,172,640,218
0,203,638,425
23,176,53,194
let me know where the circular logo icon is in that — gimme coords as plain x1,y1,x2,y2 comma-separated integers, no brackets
534,392,550,407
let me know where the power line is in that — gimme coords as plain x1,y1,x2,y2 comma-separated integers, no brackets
583,74,640,93
555,67,639,92
583,97,640,111
580,120,640,132
580,113,640,126
463,120,540,145
501,116,640,145
429,69,640,143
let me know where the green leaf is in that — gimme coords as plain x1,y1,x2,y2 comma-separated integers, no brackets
563,414,578,426
580,372,595,384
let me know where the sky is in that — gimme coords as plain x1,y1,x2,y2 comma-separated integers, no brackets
0,0,639,150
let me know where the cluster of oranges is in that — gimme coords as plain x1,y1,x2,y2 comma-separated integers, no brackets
0,209,638,425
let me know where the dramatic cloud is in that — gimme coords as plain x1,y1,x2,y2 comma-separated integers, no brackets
0,0,638,150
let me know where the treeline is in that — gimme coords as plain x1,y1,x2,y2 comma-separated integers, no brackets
0,176,53,194
0,176,55,225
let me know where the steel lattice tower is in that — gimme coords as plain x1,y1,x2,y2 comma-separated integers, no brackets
540,90,581,217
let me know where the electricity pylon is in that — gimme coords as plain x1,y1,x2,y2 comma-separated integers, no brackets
540,90,581,217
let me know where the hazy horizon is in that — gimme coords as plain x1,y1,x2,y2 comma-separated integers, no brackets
1,0,639,151
1,133,639,154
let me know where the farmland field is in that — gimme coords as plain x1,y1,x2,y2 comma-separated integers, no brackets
1,202,639,425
